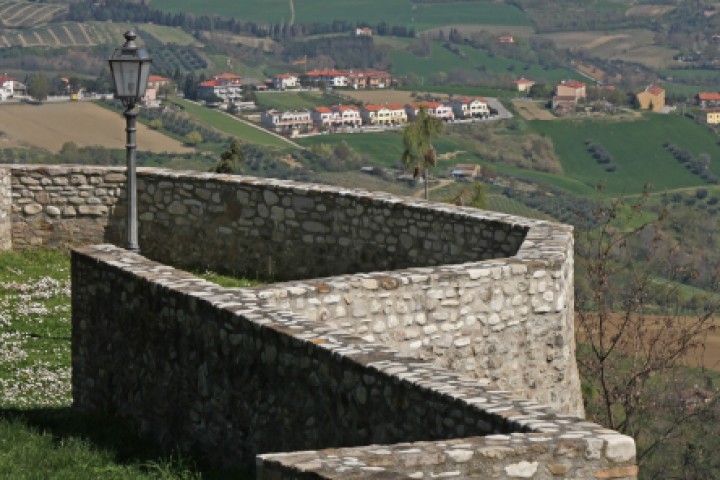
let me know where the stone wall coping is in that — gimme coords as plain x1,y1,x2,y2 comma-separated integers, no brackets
75,244,634,478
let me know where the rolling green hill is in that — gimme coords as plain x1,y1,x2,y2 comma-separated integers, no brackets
149,0,529,30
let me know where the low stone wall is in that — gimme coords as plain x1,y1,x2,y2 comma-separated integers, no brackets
5,166,526,280
0,167,11,250
257,229,580,415
73,245,636,479
6,165,126,249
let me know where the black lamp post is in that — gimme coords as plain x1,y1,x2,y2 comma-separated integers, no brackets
108,30,151,252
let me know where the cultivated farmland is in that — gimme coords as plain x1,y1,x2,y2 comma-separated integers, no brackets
0,0,65,28
0,102,194,153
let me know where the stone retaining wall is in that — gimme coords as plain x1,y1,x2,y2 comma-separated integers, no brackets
2,164,636,477
73,245,636,479
0,167,11,251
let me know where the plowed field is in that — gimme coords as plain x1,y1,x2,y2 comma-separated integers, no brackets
0,102,193,153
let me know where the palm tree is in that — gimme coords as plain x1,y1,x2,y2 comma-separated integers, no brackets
401,106,445,200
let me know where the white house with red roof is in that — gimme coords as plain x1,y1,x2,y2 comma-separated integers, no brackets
513,77,535,93
311,106,336,127
555,80,586,100
311,105,362,128
697,92,720,108
335,105,362,126
0,75,15,100
272,73,299,90
143,75,171,107
303,70,347,88
355,27,373,37
449,97,490,119
405,102,455,121
212,72,243,85
346,69,393,89
261,109,313,132
361,103,407,125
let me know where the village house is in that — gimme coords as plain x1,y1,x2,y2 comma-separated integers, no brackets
702,109,720,125
0,74,14,101
143,75,171,107
697,92,720,108
346,69,394,89
311,105,363,129
498,35,515,44
197,72,244,102
261,109,313,133
361,104,407,125
513,77,535,93
335,105,362,126
555,80,586,101
303,70,348,88
449,97,490,119
272,73,300,90
311,106,336,128
636,85,665,112
451,164,481,179
405,102,455,121
355,27,373,36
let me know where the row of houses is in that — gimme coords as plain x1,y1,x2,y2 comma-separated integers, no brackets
260,97,491,132
272,69,395,90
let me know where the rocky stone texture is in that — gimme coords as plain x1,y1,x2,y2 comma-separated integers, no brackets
7,165,126,249
73,246,635,479
0,167,11,251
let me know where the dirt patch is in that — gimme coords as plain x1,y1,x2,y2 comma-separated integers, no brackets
0,102,194,153
277,154,302,169
512,100,555,121
437,150,465,161
626,5,675,17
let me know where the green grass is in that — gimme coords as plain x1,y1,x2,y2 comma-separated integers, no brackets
298,131,465,168
255,91,346,111
149,0,529,29
390,41,577,85
169,98,297,149
529,113,720,196
0,249,253,479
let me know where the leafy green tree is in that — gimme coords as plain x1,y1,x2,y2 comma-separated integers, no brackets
184,131,203,146
212,139,244,174
28,73,50,103
401,106,445,200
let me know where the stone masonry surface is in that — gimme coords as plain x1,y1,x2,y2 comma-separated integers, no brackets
2,165,636,478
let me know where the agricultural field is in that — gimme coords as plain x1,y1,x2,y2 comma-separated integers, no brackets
150,0,529,30
389,41,578,85
0,0,65,28
0,102,193,154
529,113,720,196
512,99,555,121
538,29,677,69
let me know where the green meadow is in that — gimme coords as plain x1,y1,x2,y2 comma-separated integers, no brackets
150,0,529,29
390,42,577,85
529,114,720,196
255,92,346,111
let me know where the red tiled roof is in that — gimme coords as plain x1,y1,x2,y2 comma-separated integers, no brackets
149,75,170,82
306,70,346,77
513,78,534,85
455,97,487,104
386,103,405,110
198,80,222,87
646,85,664,95
213,73,242,80
0,75,14,83
337,105,359,112
561,80,586,89
276,73,297,79
699,92,720,101
314,106,332,113
363,104,385,112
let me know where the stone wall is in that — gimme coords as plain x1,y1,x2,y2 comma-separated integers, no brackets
0,167,11,251
73,245,636,479
8,165,526,281
2,164,636,478
257,232,579,415
7,165,126,249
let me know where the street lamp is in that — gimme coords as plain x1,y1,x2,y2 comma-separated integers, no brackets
108,30,151,252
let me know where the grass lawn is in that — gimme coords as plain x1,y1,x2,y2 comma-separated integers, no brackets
0,249,253,479
169,98,297,149
529,113,720,196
